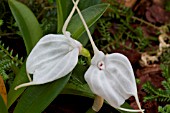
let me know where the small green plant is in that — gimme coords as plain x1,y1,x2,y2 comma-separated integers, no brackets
0,19,3,26
165,0,170,11
158,104,170,113
142,58,170,102
0,42,23,86
95,0,156,54
142,38,170,110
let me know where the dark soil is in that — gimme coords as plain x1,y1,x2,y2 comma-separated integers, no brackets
44,95,119,113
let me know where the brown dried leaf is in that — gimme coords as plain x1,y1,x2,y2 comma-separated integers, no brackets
125,0,137,8
153,0,165,6
115,0,137,8
143,101,158,113
136,64,163,90
0,76,7,105
133,0,152,16
146,5,170,24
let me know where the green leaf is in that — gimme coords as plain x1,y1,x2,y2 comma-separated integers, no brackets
8,0,43,108
0,95,8,113
13,74,71,113
7,62,28,108
78,25,95,46
78,0,101,10
67,3,109,40
8,0,43,54
56,0,72,33
0,19,3,26
56,0,101,34
62,64,94,98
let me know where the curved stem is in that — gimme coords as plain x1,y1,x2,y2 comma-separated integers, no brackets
62,0,80,35
15,82,36,90
72,0,99,55
85,108,96,113
26,71,32,82
118,107,144,113
92,95,104,112
134,95,144,113
131,16,160,30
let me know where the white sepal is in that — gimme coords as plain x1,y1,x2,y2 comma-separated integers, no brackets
85,51,144,112
15,33,82,90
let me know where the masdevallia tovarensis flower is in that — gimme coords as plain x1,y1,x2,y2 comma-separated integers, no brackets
15,0,144,112
15,0,83,90
71,0,144,112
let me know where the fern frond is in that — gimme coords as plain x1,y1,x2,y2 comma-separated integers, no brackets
0,59,13,69
158,104,170,113
160,64,170,79
0,58,14,80
143,82,157,95
161,48,170,65
143,82,170,102
0,41,23,66
0,42,24,83
143,95,159,102
0,68,8,80
97,18,112,42
162,80,170,90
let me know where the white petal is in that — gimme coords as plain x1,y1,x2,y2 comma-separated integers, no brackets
25,34,81,84
105,53,137,95
85,51,139,108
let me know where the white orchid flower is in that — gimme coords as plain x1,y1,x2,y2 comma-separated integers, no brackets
15,0,82,90
72,0,144,112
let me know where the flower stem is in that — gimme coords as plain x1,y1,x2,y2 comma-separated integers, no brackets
92,96,104,112
72,0,99,55
62,0,79,35
85,108,96,113
131,16,160,30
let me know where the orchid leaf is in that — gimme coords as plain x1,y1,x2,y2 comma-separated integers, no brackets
7,62,28,108
13,74,71,113
56,0,101,33
8,0,43,54
56,0,72,33
62,64,94,99
8,0,43,108
68,3,109,40
0,95,8,113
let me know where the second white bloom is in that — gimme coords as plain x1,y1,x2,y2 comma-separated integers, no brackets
15,32,82,90
84,51,143,112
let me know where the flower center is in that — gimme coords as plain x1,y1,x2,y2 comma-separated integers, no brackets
97,61,105,70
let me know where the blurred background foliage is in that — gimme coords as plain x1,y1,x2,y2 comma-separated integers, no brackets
0,0,170,112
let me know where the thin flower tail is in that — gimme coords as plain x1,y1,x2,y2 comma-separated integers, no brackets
117,107,144,113
134,94,144,113
15,82,37,90
118,93,144,113
72,0,99,55
27,71,32,82
62,0,79,36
